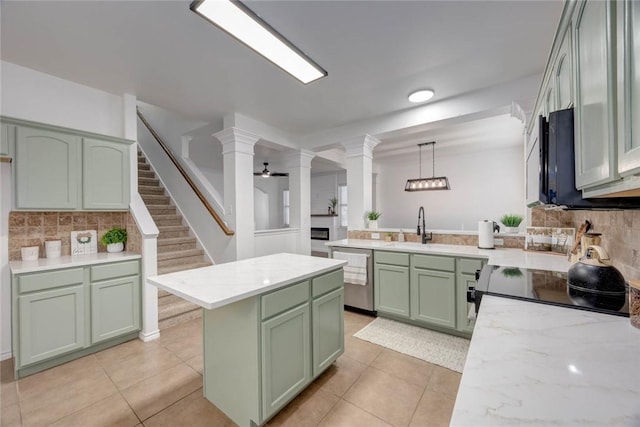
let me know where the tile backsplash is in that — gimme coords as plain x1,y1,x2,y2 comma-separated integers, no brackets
531,207,640,281
347,230,524,248
9,211,141,261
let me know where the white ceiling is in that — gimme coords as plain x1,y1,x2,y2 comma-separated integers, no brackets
0,0,562,147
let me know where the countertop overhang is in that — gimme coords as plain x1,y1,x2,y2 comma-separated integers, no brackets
147,253,346,310
9,251,142,274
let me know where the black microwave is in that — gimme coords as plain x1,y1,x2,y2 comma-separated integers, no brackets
537,108,640,209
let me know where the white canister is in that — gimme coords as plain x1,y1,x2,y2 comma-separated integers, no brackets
478,220,496,249
21,246,39,261
45,240,62,259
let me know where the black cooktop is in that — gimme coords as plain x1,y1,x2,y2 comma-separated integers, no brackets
476,264,629,317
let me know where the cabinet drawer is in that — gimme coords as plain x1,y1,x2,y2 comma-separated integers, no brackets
91,260,139,282
312,269,344,298
18,268,84,294
457,258,484,275
261,281,309,320
375,251,409,266
411,254,455,272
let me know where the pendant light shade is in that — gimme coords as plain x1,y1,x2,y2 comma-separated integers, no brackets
404,142,451,191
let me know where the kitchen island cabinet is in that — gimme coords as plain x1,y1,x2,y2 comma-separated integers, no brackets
147,253,346,427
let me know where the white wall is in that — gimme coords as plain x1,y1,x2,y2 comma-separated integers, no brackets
254,229,299,257
376,144,525,231
186,122,224,196
0,61,129,359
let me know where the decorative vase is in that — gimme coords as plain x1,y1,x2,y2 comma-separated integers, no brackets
107,242,124,253
505,226,520,233
369,220,378,229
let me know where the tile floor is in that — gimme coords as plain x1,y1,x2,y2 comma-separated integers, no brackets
0,310,461,427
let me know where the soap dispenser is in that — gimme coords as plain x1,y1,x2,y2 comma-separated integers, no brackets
398,230,405,242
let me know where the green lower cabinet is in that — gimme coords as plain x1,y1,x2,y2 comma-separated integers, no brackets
374,263,410,317
18,285,85,366
91,276,141,344
312,288,344,376
456,273,477,334
410,268,456,328
261,303,311,420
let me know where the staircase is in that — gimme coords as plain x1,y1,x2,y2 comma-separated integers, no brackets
138,151,212,329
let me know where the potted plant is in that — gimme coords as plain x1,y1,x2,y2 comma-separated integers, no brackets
329,197,338,215
500,214,524,233
101,228,127,253
385,232,393,242
366,211,381,229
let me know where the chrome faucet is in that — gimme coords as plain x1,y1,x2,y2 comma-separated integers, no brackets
417,206,432,244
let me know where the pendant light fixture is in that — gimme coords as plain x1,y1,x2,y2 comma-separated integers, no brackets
404,141,451,191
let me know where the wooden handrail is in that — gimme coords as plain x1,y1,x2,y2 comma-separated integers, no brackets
136,108,235,236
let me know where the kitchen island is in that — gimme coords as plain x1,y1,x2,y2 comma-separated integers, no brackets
451,295,640,426
147,253,347,427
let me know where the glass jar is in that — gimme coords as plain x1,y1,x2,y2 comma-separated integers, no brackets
630,280,640,330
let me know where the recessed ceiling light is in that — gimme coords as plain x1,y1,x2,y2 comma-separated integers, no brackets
191,0,327,84
408,89,435,103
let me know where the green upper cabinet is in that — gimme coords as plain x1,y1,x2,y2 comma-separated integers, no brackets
15,126,80,210
573,0,618,189
83,138,130,210
555,23,574,110
1,122,15,157
617,0,640,176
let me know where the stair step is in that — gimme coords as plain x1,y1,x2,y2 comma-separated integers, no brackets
158,297,201,321
138,155,146,162
157,248,204,261
138,185,165,195
159,309,202,330
138,177,160,187
158,254,208,269
157,237,198,253
138,170,156,179
154,214,183,226
147,205,177,216
141,194,171,205
138,162,151,171
157,261,212,275
158,225,190,239
158,294,184,307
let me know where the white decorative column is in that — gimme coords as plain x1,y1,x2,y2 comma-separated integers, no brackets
342,135,380,230
284,150,316,254
216,128,260,261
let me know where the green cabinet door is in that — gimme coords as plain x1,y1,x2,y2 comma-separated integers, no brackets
456,273,476,334
261,303,311,420
15,126,80,209
554,23,573,110
83,138,130,210
18,285,85,366
410,268,456,329
374,263,410,318
1,123,14,157
91,275,141,344
312,288,344,377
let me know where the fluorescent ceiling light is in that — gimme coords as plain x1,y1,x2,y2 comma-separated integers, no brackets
408,89,435,103
191,0,327,84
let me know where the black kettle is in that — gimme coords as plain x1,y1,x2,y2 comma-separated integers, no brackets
567,245,626,293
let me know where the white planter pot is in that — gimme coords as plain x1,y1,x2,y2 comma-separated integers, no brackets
504,226,520,233
107,242,124,253
368,220,378,229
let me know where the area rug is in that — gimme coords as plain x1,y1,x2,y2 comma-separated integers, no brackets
353,317,470,373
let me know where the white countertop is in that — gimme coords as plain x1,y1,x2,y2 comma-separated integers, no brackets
147,253,347,310
9,252,142,274
326,239,572,273
451,296,640,426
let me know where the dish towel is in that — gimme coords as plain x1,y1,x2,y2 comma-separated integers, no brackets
333,251,368,286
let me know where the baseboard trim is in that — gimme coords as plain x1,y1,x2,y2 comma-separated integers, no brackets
139,329,160,342
1,350,13,361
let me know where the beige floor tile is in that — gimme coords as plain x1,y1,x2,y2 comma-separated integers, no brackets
20,370,118,427
371,349,435,388
314,354,367,397
163,331,202,362
121,363,202,421
343,336,384,366
266,382,339,427
1,402,22,427
95,338,163,367
426,365,461,399
408,390,455,427
343,367,424,427
16,355,102,401
317,400,391,427
186,353,203,375
50,393,140,427
143,388,236,427
344,311,375,336
104,347,182,390
1,358,18,409
157,318,202,347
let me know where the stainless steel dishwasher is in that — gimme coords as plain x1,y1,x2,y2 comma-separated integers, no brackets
329,246,374,313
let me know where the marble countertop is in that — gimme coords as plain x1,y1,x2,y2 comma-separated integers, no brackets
147,253,347,310
326,239,572,273
9,251,142,274
451,295,640,426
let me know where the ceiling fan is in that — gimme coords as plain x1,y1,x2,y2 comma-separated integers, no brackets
254,162,289,178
